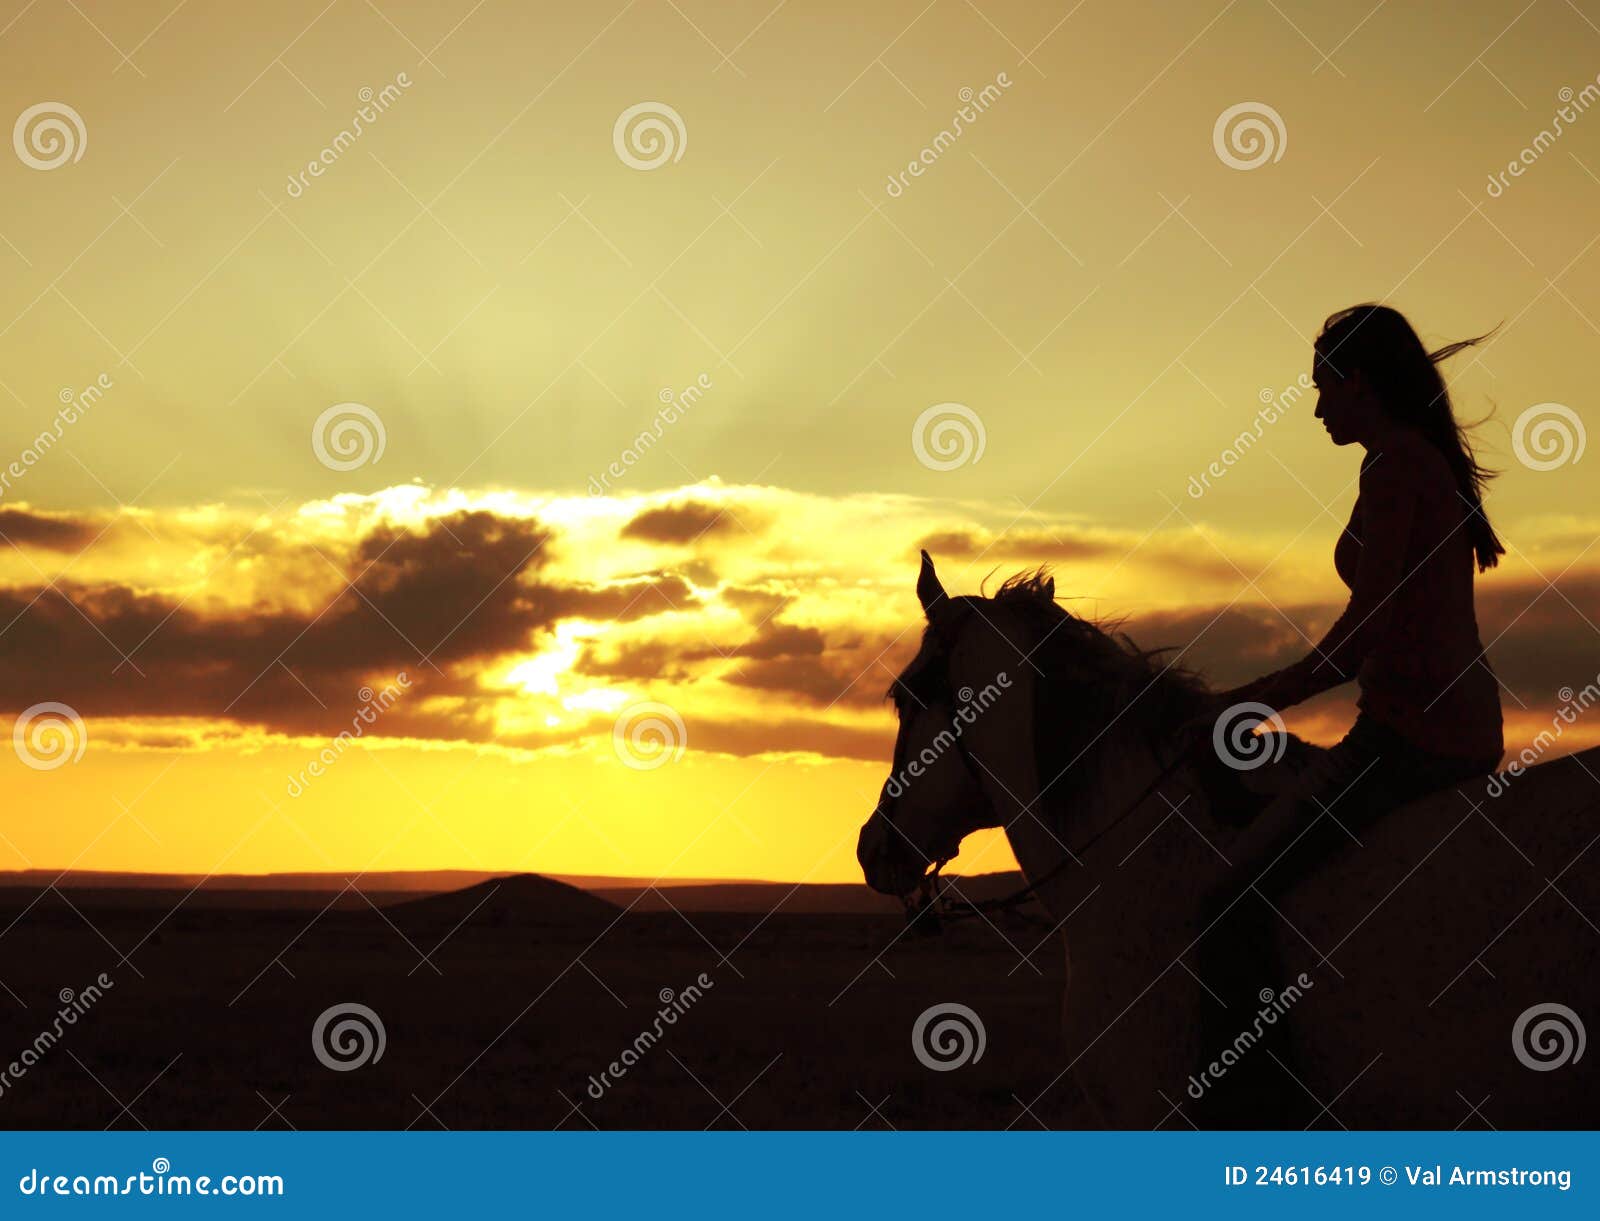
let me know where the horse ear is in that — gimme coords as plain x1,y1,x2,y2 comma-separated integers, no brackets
1042,574,1055,601
916,550,947,618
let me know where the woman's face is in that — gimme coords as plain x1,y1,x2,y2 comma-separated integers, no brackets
1312,354,1381,447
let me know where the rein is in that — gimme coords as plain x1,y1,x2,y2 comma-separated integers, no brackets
905,744,1195,930
882,591,1206,934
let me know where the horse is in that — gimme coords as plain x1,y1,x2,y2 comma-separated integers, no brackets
857,551,1599,1128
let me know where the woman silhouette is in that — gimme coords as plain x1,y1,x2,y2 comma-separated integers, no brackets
1194,303,1506,1123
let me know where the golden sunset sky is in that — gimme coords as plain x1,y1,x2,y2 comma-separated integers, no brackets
1,0,1596,881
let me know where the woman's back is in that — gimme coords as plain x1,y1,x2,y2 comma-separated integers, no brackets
1340,430,1502,761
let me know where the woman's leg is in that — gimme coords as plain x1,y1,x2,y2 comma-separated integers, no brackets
1190,714,1495,1125
1193,732,1379,1125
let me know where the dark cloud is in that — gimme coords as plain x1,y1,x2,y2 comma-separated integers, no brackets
1475,572,1600,705
575,613,904,710
328,510,555,666
727,621,825,660
917,528,1114,564
0,506,99,552
1,494,1591,765
680,715,891,763
679,558,720,587
720,584,790,621
0,510,691,741
526,571,701,623
1119,602,1330,690
723,656,875,706
917,527,1240,584
714,618,898,708
573,639,697,684
620,500,754,545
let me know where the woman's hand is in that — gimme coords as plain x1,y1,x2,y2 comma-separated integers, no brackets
1178,692,1229,742
1180,685,1264,737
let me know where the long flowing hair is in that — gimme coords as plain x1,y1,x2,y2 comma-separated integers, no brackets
1315,303,1505,570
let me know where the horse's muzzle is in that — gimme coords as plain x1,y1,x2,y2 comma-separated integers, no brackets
856,814,927,898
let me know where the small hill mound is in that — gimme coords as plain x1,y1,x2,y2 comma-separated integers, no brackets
385,873,620,930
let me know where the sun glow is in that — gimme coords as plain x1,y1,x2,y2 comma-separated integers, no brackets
503,621,604,696
3,0,1596,886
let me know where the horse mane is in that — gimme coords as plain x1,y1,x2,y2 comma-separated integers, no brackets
991,568,1212,816
991,568,1206,689
888,567,1209,696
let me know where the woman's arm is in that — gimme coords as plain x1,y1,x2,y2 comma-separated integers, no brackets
1224,453,1418,714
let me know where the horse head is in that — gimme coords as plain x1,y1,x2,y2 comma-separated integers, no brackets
856,551,1032,898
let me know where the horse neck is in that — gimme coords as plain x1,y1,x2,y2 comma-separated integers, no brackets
1005,698,1212,919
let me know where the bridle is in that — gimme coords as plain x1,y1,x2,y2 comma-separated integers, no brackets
879,608,1197,932
909,748,1192,931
